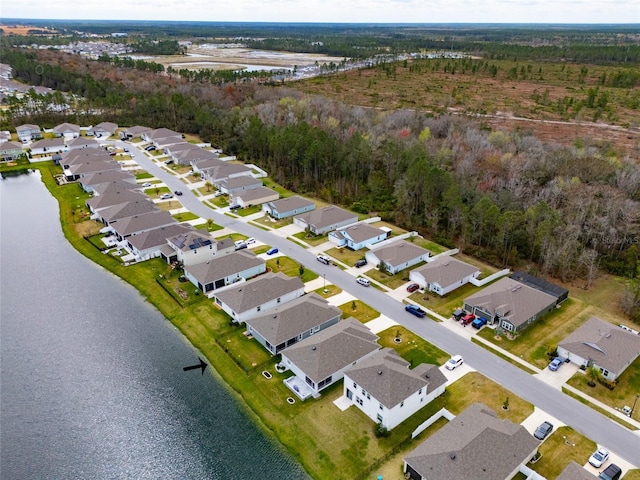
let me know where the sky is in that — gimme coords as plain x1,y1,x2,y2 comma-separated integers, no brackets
3,0,639,24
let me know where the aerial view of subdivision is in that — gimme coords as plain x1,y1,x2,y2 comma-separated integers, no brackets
0,0,639,478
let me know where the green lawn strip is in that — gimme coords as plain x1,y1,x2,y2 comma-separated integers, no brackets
261,177,295,197
561,387,637,430
565,362,640,421
338,300,380,323
248,221,270,231
135,172,153,180
267,256,319,282
475,297,588,369
325,246,367,267
313,285,343,299
254,215,293,229
364,267,413,290
455,252,502,278
292,230,328,246
145,186,172,196
378,326,449,366
529,426,596,479
190,220,224,232
172,211,199,222
410,237,448,255
623,469,640,480
252,245,271,255
224,212,239,218
236,205,262,217
287,236,309,248
218,327,273,371
470,337,538,375
216,232,247,242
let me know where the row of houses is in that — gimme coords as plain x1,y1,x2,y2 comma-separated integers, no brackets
16,121,119,143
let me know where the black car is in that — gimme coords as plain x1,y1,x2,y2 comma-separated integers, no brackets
174,190,183,196
354,259,367,268
598,464,622,480
533,421,553,440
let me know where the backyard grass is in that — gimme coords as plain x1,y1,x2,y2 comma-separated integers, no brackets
325,246,368,267
172,211,199,222
218,327,273,371
364,267,414,290
529,426,596,480
267,256,319,283
411,237,449,255
471,337,538,375
565,359,640,421
260,177,295,198
338,299,380,323
378,326,449,366
292,230,328,247
370,221,407,236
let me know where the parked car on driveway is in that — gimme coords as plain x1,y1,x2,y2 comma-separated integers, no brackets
589,447,610,468
471,317,487,329
461,313,476,325
356,277,370,287
548,357,564,371
405,304,426,318
160,193,173,200
598,464,621,480
266,247,279,255
142,182,152,187
534,421,553,440
445,355,464,370
406,283,420,293
246,237,256,245
354,258,367,268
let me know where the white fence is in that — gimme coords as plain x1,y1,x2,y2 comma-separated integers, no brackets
411,407,455,439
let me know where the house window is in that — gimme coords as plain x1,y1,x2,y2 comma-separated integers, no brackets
312,325,320,333
400,401,404,407
361,388,366,396
257,306,261,312
366,393,370,400
376,414,383,423
356,397,363,406
418,388,422,395
353,382,357,388
277,297,281,304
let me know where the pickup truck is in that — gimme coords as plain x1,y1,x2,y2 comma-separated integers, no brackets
405,304,426,318
471,317,487,329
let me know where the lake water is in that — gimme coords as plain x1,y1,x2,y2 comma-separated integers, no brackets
0,171,309,480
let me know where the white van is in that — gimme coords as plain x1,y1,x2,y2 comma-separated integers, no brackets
356,277,370,287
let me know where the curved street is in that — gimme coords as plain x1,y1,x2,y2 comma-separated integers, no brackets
116,140,640,466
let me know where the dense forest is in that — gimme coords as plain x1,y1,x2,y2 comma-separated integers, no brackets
1,44,639,321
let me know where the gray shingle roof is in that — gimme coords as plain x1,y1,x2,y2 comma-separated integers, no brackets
110,210,176,236
67,160,121,175
214,272,304,313
99,199,158,223
91,180,142,196
345,348,447,408
185,250,265,284
404,403,539,480
235,186,278,203
413,256,479,287
31,138,65,149
147,128,181,140
127,224,193,252
370,239,430,268
339,223,386,243
464,277,556,328
294,205,356,230
80,170,136,188
282,317,379,384
53,122,80,133
268,195,315,213
168,229,214,252
87,189,148,210
66,137,98,148
93,122,118,134
559,317,640,375
557,461,599,480
246,293,342,347
221,176,262,190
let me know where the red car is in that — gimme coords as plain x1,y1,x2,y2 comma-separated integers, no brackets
406,283,420,293
461,313,476,325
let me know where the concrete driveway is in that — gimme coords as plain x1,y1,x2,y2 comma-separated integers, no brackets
534,362,580,390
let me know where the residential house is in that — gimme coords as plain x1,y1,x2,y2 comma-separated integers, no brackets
142,127,182,147
410,256,480,296
293,205,357,235
557,462,599,480
231,186,279,208
91,180,143,197
65,160,121,181
109,210,177,241
328,223,388,251
190,157,223,174
217,175,262,195
245,293,342,355
0,141,25,161
214,272,305,324
59,149,112,168
86,189,149,214
16,124,42,142
95,199,157,225
90,122,118,138
510,271,569,304
343,348,447,431
463,277,557,333
0,63,12,80
280,317,380,398
403,403,539,480
29,138,66,156
126,223,194,262
53,122,80,139
366,239,431,275
170,147,218,166
184,250,266,297
557,316,640,381
121,125,151,140
263,196,316,220
79,170,137,193
65,136,99,151
165,229,235,267
200,163,253,184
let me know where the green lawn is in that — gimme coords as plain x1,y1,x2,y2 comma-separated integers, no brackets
408,281,484,317
624,470,640,480
378,326,449,366
338,300,380,323
219,327,273,371
261,177,295,197
410,237,449,255
236,205,262,217
364,266,416,290
254,215,293,229
561,387,637,430
313,285,343,299
529,426,596,480
191,220,224,232
267,256,319,282
172,211,199,222
471,337,538,374
292,230,328,247
325,246,367,267
251,245,271,255
135,172,153,180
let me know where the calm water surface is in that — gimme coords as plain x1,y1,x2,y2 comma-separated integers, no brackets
0,171,309,480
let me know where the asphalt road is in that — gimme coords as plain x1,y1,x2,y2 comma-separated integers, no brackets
118,141,640,466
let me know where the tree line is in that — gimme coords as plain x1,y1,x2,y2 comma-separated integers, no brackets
2,48,639,321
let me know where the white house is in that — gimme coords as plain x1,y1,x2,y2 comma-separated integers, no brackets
366,239,431,275
214,272,305,324
293,205,357,235
410,256,480,296
245,293,341,355
328,223,388,251
343,348,447,431
280,317,380,398
231,186,279,208
184,250,266,297
0,141,25,161
263,196,316,220
165,229,235,267
557,316,640,381
126,223,193,262
66,136,99,151
218,175,263,195
16,124,42,142
29,138,67,156
90,122,118,138
53,122,81,139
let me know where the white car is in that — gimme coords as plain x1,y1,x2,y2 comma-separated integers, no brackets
160,193,174,200
142,183,152,187
588,447,610,468
246,238,256,245
445,355,464,370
